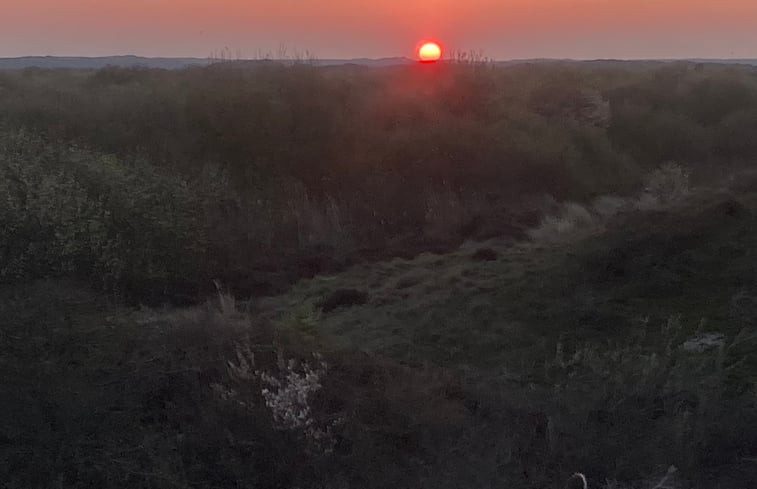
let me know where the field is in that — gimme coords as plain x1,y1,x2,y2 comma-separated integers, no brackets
3,59,757,488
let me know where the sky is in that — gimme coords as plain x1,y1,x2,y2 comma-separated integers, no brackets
2,0,757,60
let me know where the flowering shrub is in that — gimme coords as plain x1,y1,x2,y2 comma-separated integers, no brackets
259,355,338,452
217,345,338,454
258,355,325,430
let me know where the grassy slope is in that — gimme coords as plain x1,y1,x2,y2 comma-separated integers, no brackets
259,183,757,373
252,180,757,486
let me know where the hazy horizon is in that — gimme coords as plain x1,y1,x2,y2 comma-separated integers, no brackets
5,54,757,62
3,0,757,60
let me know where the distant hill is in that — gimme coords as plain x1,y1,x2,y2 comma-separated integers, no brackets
313,57,414,67
0,55,414,70
0,56,209,70
687,58,757,66
3,55,757,71
496,58,757,67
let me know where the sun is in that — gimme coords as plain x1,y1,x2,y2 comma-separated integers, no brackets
418,41,442,63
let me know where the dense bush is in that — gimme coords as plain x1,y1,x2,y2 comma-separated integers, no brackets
0,61,644,299
3,61,757,300
0,131,211,301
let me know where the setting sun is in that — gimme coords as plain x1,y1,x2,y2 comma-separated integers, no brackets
418,41,442,62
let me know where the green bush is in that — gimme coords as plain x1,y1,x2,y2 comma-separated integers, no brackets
0,131,209,300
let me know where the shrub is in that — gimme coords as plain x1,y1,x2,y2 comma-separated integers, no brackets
528,202,599,242
471,247,498,261
319,288,368,312
0,131,209,300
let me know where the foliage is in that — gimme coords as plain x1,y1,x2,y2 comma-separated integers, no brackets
0,131,210,301
4,60,757,488
3,61,757,297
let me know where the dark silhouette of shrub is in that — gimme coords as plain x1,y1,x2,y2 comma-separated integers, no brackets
471,248,498,261
319,288,368,312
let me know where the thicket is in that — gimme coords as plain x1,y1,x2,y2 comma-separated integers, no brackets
7,61,757,301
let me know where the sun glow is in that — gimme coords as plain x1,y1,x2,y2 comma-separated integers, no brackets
418,41,442,62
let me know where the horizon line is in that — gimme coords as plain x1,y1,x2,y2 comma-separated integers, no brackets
3,54,757,62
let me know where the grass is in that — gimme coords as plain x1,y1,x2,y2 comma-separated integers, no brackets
244,176,757,486
258,173,755,366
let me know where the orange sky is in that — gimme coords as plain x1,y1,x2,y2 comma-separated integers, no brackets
2,0,757,59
